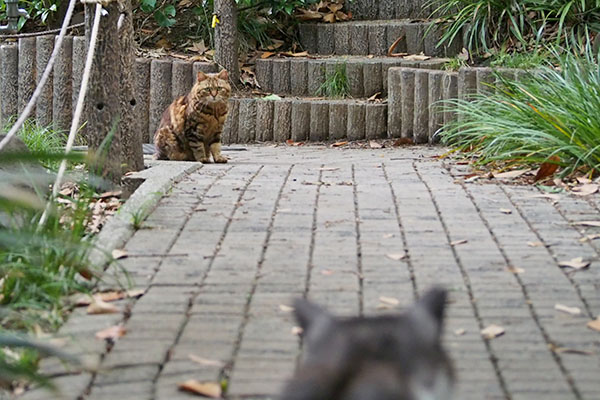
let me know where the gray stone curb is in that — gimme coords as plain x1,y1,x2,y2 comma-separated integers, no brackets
87,161,202,270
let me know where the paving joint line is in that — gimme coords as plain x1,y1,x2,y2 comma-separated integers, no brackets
413,161,512,400
145,165,262,399
221,164,295,392
80,167,232,398
461,181,582,400
351,164,365,316
298,164,325,366
499,185,595,319
381,162,419,300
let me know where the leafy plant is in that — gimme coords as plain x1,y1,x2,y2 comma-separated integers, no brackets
443,56,469,71
0,0,60,31
139,0,177,27
432,0,600,54
0,333,79,390
490,47,550,69
318,63,349,98
439,52,600,175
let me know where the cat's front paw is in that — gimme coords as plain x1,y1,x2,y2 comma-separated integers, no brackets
199,158,211,163
213,155,228,163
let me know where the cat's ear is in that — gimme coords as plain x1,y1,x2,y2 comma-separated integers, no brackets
293,298,331,331
409,287,447,342
217,69,229,81
197,71,208,82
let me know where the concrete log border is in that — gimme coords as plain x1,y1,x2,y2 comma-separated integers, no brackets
255,56,446,98
297,20,463,57
0,36,531,145
387,66,532,144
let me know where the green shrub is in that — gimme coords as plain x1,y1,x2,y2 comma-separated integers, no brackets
433,0,600,54
439,53,600,175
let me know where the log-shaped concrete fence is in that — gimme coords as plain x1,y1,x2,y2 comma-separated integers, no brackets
298,21,462,57
0,35,530,145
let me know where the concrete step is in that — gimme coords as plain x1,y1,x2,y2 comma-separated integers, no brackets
222,96,388,144
298,20,462,57
255,56,448,98
345,0,439,20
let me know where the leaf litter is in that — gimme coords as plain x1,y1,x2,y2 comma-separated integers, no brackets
177,380,222,398
481,324,505,339
558,257,590,270
554,303,582,316
95,324,126,341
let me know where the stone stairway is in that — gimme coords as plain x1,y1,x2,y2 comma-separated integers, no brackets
222,1,464,145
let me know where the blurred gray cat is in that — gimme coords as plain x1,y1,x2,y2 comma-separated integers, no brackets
281,287,454,400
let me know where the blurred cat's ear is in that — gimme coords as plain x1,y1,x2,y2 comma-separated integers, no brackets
217,69,229,81
197,71,208,82
293,298,331,331
417,287,447,324
409,287,447,342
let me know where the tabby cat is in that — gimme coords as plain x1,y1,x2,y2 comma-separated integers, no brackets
280,287,454,400
154,69,231,163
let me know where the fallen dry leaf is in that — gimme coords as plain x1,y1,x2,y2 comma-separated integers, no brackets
386,253,406,261
95,324,126,340
111,249,128,260
332,141,348,147
291,326,303,335
572,221,600,227
580,234,600,243
393,138,414,146
177,380,222,398
500,208,512,214
527,241,544,247
494,169,530,179
369,140,383,149
554,303,582,316
78,267,95,280
450,239,468,246
379,296,400,306
188,355,225,368
534,155,560,182
481,324,505,339
550,344,594,355
507,266,525,274
571,183,599,196
587,318,600,332
320,269,334,275
323,12,336,23
387,34,406,56
454,328,466,336
260,51,275,59
279,304,294,313
558,257,590,270
382,233,394,239
403,54,431,61
87,299,119,315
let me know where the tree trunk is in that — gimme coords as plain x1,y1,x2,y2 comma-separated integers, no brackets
214,0,240,86
85,3,122,187
118,0,143,173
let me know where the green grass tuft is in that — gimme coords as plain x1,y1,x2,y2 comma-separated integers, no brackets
439,52,600,175
317,63,350,99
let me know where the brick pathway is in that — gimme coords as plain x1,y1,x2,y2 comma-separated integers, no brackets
26,146,600,400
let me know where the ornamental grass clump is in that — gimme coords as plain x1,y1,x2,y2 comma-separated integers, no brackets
439,53,600,175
